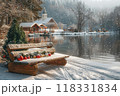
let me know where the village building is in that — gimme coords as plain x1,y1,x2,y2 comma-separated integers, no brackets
20,7,59,35
58,22,67,31
68,24,77,32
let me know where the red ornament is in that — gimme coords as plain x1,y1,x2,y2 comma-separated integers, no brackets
17,58,22,61
3,55,6,58
23,56,27,60
20,56,24,60
48,54,51,56
36,55,41,58
27,56,30,59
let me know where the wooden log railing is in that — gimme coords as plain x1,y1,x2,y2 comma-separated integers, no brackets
7,42,53,51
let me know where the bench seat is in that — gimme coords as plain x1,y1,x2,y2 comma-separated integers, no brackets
14,53,69,65
7,42,69,75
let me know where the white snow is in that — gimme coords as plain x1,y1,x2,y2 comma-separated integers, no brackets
0,53,120,80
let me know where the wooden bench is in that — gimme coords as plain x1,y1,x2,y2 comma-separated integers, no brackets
7,42,69,75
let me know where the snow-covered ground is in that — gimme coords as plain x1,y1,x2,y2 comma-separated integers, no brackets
0,53,120,80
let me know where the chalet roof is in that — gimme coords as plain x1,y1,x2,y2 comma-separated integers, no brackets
34,17,52,26
20,22,35,27
20,17,57,27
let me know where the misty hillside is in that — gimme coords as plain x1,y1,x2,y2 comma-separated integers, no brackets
41,0,120,28
43,0,120,9
42,0,77,25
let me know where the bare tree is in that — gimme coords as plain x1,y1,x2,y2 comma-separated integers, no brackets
98,6,120,32
97,10,108,31
114,6,120,32
72,2,92,32
87,16,98,32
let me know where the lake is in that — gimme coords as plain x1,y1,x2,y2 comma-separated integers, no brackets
28,33,120,63
0,33,120,80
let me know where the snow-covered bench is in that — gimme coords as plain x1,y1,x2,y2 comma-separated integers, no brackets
7,42,69,75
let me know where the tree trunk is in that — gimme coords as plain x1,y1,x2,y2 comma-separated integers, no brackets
8,16,13,26
0,16,5,28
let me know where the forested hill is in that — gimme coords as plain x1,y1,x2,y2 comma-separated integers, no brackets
42,0,120,32
42,0,76,25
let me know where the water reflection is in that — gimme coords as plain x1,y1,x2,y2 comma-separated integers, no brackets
27,34,120,62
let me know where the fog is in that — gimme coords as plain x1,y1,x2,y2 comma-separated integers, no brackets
49,0,120,9
80,0,120,9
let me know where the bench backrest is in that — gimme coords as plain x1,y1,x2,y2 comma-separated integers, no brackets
7,42,54,61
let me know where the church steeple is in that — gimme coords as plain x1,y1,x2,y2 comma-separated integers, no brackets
42,7,47,20
43,7,47,14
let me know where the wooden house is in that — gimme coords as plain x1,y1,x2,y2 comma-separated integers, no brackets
34,7,58,32
20,7,58,35
20,23,48,36
68,24,77,32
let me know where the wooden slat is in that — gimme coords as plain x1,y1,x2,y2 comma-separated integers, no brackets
8,42,53,50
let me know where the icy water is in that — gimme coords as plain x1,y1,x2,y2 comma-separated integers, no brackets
0,33,120,80
28,34,120,63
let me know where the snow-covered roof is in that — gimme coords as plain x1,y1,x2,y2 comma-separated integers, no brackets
20,22,35,27
20,17,56,27
34,18,52,26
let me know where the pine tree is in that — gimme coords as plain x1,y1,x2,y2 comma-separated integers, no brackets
3,19,27,61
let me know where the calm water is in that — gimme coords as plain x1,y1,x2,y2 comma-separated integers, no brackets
28,34,120,62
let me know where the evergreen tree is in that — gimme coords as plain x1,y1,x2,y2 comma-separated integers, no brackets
3,19,27,61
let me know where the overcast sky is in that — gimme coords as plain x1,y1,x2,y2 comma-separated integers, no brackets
49,0,120,9
80,0,120,9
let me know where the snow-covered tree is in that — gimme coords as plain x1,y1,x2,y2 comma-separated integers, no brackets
72,2,92,32
3,19,27,61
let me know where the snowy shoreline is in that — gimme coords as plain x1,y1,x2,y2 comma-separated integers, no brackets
0,53,120,80
51,31,114,36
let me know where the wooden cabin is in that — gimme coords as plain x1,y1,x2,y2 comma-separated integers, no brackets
20,7,58,34
34,17,58,33
20,23,48,36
